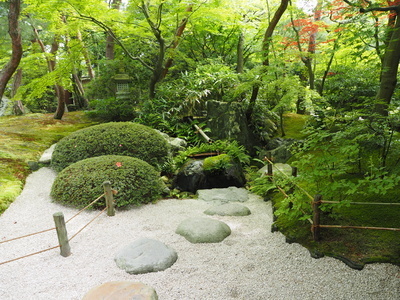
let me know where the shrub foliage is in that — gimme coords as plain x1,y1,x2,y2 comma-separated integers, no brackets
51,155,164,209
51,122,169,171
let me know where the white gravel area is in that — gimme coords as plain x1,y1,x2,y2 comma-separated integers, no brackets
0,167,399,300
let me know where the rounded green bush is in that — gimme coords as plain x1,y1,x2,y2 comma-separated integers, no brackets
51,155,164,209
51,122,169,172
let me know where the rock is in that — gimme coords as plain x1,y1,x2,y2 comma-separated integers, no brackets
175,159,207,193
264,138,297,163
156,130,187,155
39,143,56,164
175,158,245,193
197,187,248,203
176,217,231,243
114,238,178,274
27,161,39,171
258,163,293,177
204,203,251,216
206,100,261,155
82,281,158,300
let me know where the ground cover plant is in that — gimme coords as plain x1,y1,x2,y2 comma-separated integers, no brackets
51,155,165,209
248,113,400,268
0,112,97,214
51,122,169,172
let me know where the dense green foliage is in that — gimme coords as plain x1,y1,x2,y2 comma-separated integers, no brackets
173,140,251,171
51,155,164,209
51,122,169,171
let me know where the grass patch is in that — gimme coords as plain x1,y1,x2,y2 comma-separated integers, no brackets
0,112,98,215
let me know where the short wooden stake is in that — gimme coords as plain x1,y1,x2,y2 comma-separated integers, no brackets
103,181,115,217
312,194,323,241
267,152,273,176
53,212,71,257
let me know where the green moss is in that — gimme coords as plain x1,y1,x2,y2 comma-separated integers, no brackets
282,113,309,139
51,122,169,172
0,112,98,215
203,154,233,171
51,155,164,209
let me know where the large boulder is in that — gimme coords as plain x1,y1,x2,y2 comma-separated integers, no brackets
175,156,245,193
83,281,158,300
114,238,178,274
206,101,260,155
176,217,231,243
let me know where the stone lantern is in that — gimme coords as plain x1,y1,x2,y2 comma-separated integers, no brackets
113,72,132,100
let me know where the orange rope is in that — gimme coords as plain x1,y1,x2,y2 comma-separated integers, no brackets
66,193,105,223
0,227,56,245
68,207,107,241
0,245,60,266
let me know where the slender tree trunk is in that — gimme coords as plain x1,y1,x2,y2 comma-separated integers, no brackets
247,0,289,120
161,5,193,80
106,0,122,60
374,11,400,116
0,0,22,102
236,32,244,73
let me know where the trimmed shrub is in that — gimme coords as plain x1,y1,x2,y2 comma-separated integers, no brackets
51,122,169,172
51,155,164,209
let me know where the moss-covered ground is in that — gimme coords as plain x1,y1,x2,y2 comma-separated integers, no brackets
270,113,400,269
0,112,97,214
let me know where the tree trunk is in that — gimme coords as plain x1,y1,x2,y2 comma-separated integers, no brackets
236,32,244,73
106,0,122,60
0,0,22,102
160,5,193,80
374,13,400,116
247,0,289,120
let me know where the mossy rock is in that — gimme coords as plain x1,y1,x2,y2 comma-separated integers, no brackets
51,122,169,172
203,154,232,172
51,155,164,209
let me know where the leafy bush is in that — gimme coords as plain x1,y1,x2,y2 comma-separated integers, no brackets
51,155,164,209
86,97,137,122
51,122,169,172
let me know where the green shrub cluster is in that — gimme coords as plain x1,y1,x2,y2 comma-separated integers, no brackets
51,155,164,209
51,122,169,172
203,154,233,172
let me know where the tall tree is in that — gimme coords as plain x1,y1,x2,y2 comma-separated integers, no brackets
0,0,22,102
344,0,400,116
247,0,289,120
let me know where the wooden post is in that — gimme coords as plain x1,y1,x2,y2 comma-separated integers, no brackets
103,181,115,217
312,194,322,241
53,212,71,257
267,152,273,176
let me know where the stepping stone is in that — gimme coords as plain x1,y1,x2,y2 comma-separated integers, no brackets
39,143,56,164
204,203,251,216
114,238,177,274
82,281,158,300
176,217,231,243
197,187,248,203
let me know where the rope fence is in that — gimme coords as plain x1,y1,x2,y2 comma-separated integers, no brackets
263,153,400,241
0,181,116,266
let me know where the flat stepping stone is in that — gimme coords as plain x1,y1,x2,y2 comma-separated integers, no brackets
114,238,177,274
39,143,56,164
82,281,158,300
204,203,251,216
176,217,231,243
197,187,248,203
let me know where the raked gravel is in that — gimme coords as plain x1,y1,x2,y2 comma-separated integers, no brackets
0,167,399,300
